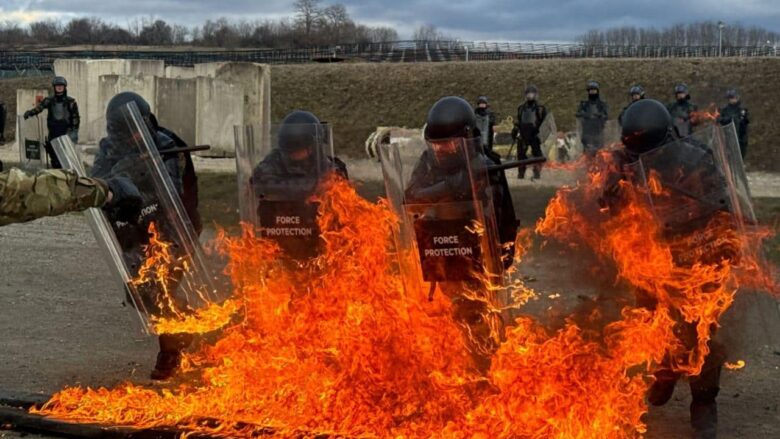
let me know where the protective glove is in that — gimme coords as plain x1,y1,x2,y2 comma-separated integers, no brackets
104,176,143,223
68,129,79,144
23,111,32,120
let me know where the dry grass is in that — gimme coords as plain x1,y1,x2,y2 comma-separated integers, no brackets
272,58,780,171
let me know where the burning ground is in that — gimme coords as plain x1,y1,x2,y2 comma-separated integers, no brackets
1,157,778,438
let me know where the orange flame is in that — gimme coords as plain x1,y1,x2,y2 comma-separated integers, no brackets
32,163,775,438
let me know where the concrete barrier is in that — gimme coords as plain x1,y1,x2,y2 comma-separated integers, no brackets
156,77,197,146
164,66,197,79
194,62,270,128
15,88,50,154
196,77,244,157
54,59,165,143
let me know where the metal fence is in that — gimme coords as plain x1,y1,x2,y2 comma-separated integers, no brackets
1,40,778,75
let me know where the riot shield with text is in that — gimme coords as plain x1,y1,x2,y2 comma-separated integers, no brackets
17,115,47,169
235,122,339,259
634,124,754,233
52,103,222,335
380,136,505,299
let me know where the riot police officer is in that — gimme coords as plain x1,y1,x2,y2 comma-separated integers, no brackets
618,84,645,127
92,92,201,381
667,83,699,137
473,96,496,153
251,110,348,259
575,81,609,155
405,96,518,372
717,88,750,159
512,85,547,179
618,99,730,439
23,76,80,169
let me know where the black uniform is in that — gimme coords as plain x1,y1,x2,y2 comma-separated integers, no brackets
474,105,496,153
24,94,80,169
251,148,347,259
576,96,609,154
667,98,699,138
718,103,750,159
615,99,732,438
92,92,200,380
512,100,547,179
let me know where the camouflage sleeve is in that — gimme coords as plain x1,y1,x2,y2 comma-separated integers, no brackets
0,168,109,227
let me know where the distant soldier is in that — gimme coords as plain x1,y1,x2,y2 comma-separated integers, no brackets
473,96,496,153
718,88,750,159
575,81,609,155
23,76,80,169
0,167,139,227
666,83,699,137
618,85,645,127
512,85,547,179
0,99,7,143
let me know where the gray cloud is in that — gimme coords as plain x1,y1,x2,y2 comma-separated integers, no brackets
3,0,780,41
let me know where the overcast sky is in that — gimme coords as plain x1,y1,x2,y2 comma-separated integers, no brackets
2,0,780,41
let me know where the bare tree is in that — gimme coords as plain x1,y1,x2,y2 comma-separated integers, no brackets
139,20,173,45
413,24,445,42
294,0,323,43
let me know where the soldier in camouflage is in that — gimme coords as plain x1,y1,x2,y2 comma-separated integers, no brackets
23,77,80,169
666,83,699,137
717,88,750,159
0,167,133,227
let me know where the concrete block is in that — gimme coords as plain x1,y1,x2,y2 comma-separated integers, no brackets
95,74,157,141
195,77,244,157
194,62,270,128
15,88,50,154
155,77,197,146
164,66,197,79
54,59,164,144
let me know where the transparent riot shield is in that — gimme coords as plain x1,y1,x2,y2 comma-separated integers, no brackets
474,112,491,150
633,124,755,245
52,102,222,335
539,113,558,161
235,122,340,259
379,136,505,302
17,115,48,169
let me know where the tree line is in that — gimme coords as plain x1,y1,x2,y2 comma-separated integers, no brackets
579,21,780,47
0,0,399,48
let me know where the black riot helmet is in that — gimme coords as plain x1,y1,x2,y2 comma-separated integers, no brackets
674,83,690,99
586,81,600,91
629,85,645,100
52,76,67,95
277,110,324,162
725,88,739,99
477,95,489,106
105,92,156,149
620,99,673,155
424,96,479,169
525,84,539,101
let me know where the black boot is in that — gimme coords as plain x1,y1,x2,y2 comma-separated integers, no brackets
647,369,680,406
150,350,182,380
690,400,717,439
150,333,193,380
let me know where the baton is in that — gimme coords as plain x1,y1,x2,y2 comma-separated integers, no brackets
486,157,547,173
505,139,517,161
141,145,211,159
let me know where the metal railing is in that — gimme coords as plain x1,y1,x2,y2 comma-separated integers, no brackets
1,41,778,75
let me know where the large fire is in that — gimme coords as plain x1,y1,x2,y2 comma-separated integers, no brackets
31,154,775,437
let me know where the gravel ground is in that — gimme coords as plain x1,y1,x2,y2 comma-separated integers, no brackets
0,141,778,438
